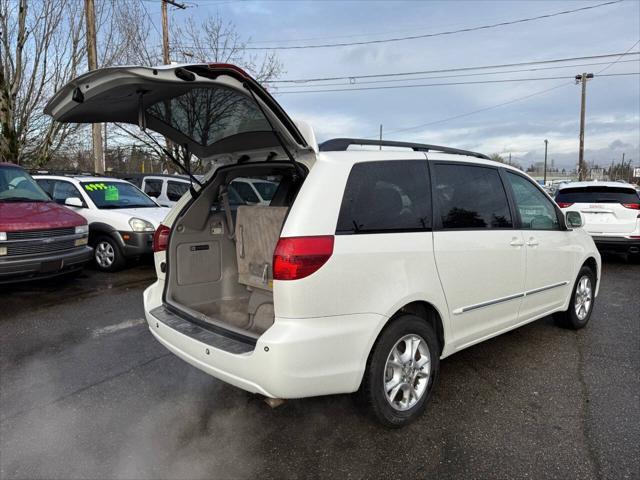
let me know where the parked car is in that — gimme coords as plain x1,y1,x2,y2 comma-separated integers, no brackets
45,63,602,427
34,175,170,272
555,181,640,261
122,174,192,207
0,163,91,283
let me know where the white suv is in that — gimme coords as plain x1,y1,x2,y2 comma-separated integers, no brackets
45,63,601,426
555,181,640,261
34,175,170,271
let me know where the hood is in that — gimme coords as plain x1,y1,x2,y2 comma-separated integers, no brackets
0,202,86,232
45,64,311,165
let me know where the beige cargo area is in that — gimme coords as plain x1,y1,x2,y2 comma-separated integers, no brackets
164,164,302,338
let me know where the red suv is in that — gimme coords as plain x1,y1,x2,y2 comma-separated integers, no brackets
0,163,92,283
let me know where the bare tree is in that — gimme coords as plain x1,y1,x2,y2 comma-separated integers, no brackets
171,14,283,83
0,0,156,167
0,0,86,165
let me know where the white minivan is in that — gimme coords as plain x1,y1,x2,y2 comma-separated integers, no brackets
45,63,601,427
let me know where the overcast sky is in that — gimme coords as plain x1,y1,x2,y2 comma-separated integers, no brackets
164,0,640,170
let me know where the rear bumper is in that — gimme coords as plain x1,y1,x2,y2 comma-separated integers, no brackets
0,246,92,284
591,235,640,254
143,282,385,399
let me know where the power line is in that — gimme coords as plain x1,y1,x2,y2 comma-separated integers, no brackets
269,52,640,84
378,41,640,137
171,0,623,50
138,0,163,38
597,40,640,73
275,72,639,95
272,59,639,89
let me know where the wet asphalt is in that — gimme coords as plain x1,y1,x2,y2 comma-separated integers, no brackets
0,256,638,480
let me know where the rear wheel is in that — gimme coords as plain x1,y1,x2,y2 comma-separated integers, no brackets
360,314,440,428
554,266,596,329
93,236,125,272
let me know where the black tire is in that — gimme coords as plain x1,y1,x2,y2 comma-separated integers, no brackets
359,314,440,428
554,266,596,330
628,253,640,264
93,235,126,272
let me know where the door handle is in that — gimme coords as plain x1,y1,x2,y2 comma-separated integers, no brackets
510,237,525,247
526,237,539,247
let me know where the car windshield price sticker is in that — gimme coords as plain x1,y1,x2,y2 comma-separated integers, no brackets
84,183,107,191
105,186,119,201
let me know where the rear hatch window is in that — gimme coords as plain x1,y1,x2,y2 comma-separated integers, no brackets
556,186,639,204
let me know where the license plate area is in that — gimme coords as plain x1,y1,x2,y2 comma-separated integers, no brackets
40,259,63,273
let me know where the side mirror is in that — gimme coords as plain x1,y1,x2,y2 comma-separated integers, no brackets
65,197,83,208
566,211,583,228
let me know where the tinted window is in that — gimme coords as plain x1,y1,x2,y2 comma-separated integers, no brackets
231,181,260,204
555,186,639,204
433,164,512,229
35,179,54,197
506,172,560,230
336,160,431,234
144,179,163,198
52,181,84,206
146,86,271,147
167,181,189,202
252,181,278,201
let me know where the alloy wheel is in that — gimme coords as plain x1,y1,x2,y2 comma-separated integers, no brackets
383,334,431,411
574,275,593,321
95,241,115,268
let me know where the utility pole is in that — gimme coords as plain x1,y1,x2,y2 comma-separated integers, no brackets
379,124,382,150
84,0,104,174
575,73,594,181
161,0,186,65
543,139,548,185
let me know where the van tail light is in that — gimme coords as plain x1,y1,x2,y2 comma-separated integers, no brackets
153,225,171,252
621,203,640,210
557,202,574,208
273,236,334,281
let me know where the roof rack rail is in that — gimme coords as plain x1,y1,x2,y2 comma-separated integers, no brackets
318,138,490,160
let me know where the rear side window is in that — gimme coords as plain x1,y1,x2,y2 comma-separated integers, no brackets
336,160,431,234
52,181,84,206
432,164,512,229
555,186,639,204
231,181,260,204
144,179,162,198
167,181,189,202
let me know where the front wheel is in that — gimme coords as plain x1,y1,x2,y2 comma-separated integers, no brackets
93,236,125,272
554,266,596,329
359,314,440,428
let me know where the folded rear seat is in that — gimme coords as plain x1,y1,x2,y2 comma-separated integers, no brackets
234,205,288,333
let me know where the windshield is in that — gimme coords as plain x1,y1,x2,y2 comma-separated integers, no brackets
146,86,272,147
81,181,157,209
252,181,278,201
0,165,51,202
556,186,640,204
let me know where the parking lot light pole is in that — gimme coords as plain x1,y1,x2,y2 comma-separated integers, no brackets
544,139,548,185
